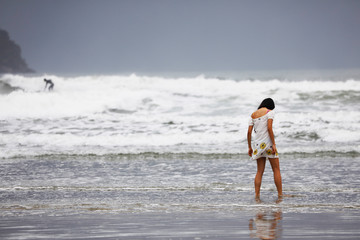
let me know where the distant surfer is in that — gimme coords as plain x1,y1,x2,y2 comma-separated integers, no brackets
44,79,54,91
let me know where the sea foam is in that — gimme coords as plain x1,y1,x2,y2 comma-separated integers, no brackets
0,73,359,158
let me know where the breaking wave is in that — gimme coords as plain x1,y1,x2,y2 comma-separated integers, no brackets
0,73,359,158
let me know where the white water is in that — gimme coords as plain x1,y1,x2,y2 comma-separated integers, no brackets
1,73,360,158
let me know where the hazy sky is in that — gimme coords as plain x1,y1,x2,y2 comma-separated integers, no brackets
1,0,360,74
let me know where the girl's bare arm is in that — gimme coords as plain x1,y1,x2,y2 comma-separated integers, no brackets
267,119,277,152
247,125,253,156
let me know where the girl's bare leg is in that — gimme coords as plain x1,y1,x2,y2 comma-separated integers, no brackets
255,158,266,199
269,158,282,197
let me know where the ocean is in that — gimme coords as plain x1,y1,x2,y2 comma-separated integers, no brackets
1,71,360,157
0,71,359,239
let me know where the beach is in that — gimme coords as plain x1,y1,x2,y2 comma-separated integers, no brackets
0,153,359,239
1,72,360,239
1,211,359,239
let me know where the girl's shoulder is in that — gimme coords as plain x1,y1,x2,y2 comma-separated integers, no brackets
251,108,271,119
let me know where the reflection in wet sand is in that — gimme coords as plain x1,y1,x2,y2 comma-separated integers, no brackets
249,209,282,239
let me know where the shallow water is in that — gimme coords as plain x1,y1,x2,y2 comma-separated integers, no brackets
0,154,359,216
0,154,359,239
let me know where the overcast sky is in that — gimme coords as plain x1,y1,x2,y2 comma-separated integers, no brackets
1,0,359,74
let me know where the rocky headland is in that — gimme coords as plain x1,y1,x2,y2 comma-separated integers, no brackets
0,29,34,74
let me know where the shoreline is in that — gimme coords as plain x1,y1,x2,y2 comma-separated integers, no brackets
0,210,359,239
0,154,359,239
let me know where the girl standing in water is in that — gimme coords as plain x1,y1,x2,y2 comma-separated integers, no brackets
247,98,282,200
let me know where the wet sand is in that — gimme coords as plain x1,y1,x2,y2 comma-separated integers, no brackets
1,210,359,239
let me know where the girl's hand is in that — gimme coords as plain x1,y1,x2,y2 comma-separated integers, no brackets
272,145,277,155
248,148,253,157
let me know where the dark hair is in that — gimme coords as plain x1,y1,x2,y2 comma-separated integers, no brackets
258,98,275,110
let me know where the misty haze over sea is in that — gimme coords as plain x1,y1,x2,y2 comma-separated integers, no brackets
1,0,359,74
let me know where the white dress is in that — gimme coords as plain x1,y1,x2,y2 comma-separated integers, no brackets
248,110,279,160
